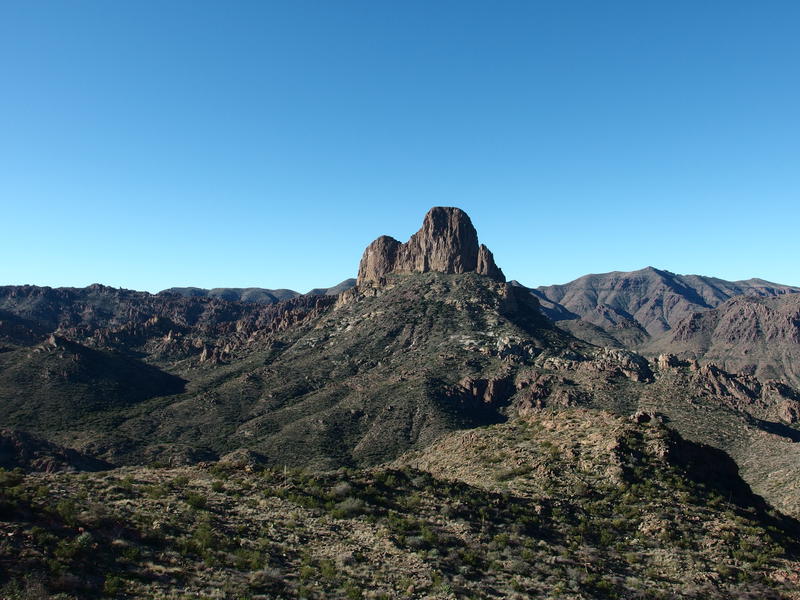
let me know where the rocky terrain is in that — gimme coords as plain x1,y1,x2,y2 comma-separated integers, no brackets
357,207,504,285
1,206,800,598
644,294,800,389
2,409,799,599
521,267,800,387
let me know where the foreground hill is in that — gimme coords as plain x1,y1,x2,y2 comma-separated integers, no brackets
1,410,799,599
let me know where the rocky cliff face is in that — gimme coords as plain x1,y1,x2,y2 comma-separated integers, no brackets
357,207,504,285
645,294,800,388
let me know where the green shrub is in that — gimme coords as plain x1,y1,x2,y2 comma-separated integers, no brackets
185,492,207,510
104,575,124,595
0,468,24,488
54,500,79,526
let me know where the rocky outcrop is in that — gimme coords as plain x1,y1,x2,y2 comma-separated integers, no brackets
656,353,684,370
456,371,515,406
513,373,588,413
645,293,800,388
357,207,505,285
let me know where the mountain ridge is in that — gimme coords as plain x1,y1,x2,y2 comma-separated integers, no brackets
530,266,800,337
160,278,357,303
644,293,800,388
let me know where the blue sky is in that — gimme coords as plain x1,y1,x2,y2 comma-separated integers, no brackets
2,1,798,292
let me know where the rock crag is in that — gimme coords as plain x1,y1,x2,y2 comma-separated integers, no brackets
357,207,504,285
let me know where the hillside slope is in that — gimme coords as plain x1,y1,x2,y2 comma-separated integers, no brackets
531,267,799,337
645,294,800,388
2,410,799,599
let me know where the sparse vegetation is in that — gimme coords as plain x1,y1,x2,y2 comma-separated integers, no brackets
0,411,798,598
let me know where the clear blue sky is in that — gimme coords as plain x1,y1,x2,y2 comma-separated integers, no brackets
2,1,798,292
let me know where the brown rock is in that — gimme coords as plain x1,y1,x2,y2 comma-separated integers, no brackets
477,244,504,281
357,207,505,285
357,236,401,285
657,353,681,370
457,371,514,405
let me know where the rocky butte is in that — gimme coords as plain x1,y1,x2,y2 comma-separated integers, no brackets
357,206,505,285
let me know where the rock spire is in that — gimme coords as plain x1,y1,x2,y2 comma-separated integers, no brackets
357,207,505,285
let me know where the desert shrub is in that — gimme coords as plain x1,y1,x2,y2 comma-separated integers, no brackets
118,475,135,493
249,568,285,592
0,575,49,600
103,575,124,595
332,496,365,518
185,492,207,510
144,484,168,499
74,531,94,550
344,583,364,599
318,558,337,581
171,475,190,488
331,481,352,497
54,500,79,526
54,538,79,560
0,468,25,488
30,526,56,546
495,465,533,481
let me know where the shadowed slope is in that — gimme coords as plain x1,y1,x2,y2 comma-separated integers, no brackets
0,335,186,432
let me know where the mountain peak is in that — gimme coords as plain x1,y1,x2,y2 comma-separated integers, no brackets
357,207,505,285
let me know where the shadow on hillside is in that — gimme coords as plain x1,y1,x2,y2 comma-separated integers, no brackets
670,431,800,546
751,417,800,442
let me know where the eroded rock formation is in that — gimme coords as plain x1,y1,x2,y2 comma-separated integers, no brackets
357,207,505,285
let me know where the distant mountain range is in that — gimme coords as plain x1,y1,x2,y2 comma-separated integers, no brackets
508,267,800,386
159,278,356,303
527,266,799,335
